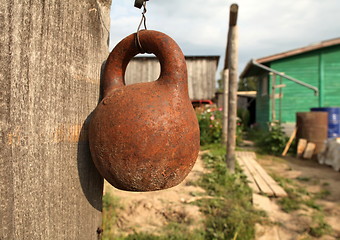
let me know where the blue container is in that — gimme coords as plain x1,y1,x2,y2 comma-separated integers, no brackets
311,107,340,138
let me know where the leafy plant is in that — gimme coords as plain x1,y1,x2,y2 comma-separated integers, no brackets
237,108,250,129
238,76,257,91
196,106,244,146
196,106,223,145
254,122,288,155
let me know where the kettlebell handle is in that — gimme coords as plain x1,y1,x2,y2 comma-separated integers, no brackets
102,30,188,98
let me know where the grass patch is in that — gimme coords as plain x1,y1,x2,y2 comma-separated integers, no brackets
102,145,265,240
296,176,310,182
193,147,266,240
272,173,331,213
200,143,226,155
278,197,301,212
322,182,330,187
102,193,122,240
308,213,332,238
272,174,321,213
113,222,206,240
314,189,331,199
271,172,333,238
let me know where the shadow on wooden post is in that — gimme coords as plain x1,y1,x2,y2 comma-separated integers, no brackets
77,114,104,211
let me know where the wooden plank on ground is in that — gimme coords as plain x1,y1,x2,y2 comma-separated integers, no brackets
236,151,287,197
297,138,307,158
236,152,259,192
303,142,316,159
246,157,287,197
237,156,260,193
237,152,274,196
282,127,297,156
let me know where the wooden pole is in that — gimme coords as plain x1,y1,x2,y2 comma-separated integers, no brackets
222,26,230,143
226,4,239,173
222,68,229,143
282,127,297,156
0,1,110,239
222,4,238,144
271,73,277,122
279,76,283,122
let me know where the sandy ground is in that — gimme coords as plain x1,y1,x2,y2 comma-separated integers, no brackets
104,153,207,236
256,155,340,240
104,152,340,239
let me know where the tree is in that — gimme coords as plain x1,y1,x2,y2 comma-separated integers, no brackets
238,76,257,91
0,1,111,239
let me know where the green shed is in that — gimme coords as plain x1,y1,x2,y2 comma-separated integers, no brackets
240,38,340,130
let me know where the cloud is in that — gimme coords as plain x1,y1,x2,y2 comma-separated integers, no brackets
109,0,340,75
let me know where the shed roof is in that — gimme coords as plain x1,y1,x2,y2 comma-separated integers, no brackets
241,37,340,78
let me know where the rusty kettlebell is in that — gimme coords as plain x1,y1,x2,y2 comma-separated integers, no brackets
89,30,200,192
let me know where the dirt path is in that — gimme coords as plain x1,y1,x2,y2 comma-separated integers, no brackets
104,153,207,236
103,152,340,239
256,155,340,240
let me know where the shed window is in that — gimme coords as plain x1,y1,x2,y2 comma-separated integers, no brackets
261,75,268,96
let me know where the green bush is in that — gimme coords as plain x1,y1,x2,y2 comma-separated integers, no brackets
254,122,288,155
196,106,223,145
196,106,244,146
237,108,250,128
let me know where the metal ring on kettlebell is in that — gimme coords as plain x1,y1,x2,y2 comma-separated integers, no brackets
102,30,187,99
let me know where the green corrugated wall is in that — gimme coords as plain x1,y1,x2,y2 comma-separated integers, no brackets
322,46,340,106
255,45,340,127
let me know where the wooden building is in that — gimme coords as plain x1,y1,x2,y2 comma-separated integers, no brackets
240,38,340,129
125,56,219,100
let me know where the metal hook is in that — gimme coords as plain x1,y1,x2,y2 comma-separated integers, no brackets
135,1,148,53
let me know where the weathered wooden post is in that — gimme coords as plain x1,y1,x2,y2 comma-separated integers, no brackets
223,4,239,145
226,4,239,172
222,38,230,144
0,1,111,239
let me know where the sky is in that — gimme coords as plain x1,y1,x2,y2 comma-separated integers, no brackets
109,0,340,77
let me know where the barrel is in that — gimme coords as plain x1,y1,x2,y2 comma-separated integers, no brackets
296,112,328,155
311,107,340,138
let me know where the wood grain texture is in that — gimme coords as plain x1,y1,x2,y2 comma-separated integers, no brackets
237,155,260,193
222,69,229,143
125,56,218,100
0,0,111,239
236,152,287,197
226,25,238,172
